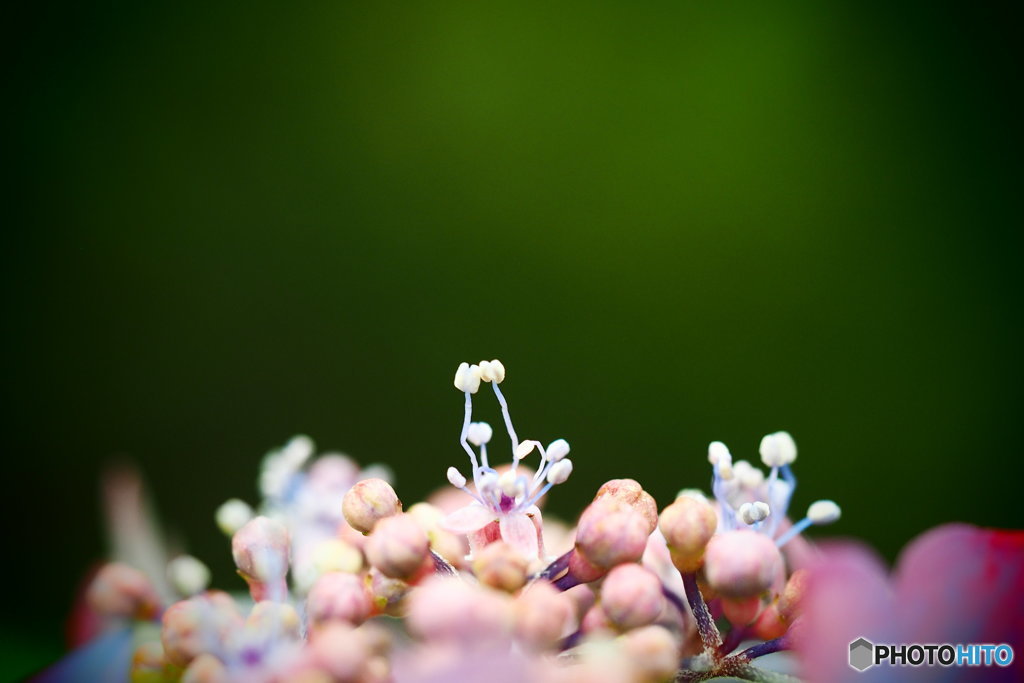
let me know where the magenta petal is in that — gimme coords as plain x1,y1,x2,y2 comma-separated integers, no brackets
500,513,539,561
796,540,893,683
894,523,1024,652
442,504,495,534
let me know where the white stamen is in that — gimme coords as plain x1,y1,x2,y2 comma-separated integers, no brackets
447,467,467,489
738,501,771,525
759,431,797,468
467,421,493,446
546,458,573,484
215,498,254,536
545,438,570,462
488,359,506,383
167,555,210,596
807,499,841,524
498,470,523,498
708,441,730,465
454,362,482,394
514,440,537,460
479,472,500,497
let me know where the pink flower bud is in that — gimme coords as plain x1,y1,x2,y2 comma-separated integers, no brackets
580,603,615,635
472,541,529,592
161,592,243,667
722,596,762,626
307,623,385,682
181,653,228,683
86,562,162,620
342,478,401,534
306,572,374,629
752,601,787,640
593,479,659,534
600,563,665,630
703,529,783,599
620,625,680,682
575,499,651,570
514,580,575,651
231,516,290,601
367,567,411,616
364,514,430,580
407,576,513,645
777,568,808,623
657,497,717,572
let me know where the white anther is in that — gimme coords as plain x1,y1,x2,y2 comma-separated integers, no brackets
478,360,495,382
734,460,765,489
759,431,797,467
546,459,573,484
489,359,506,383
447,467,467,489
167,555,211,596
454,362,482,394
676,488,708,502
515,440,537,460
479,472,499,496
281,434,315,467
215,498,254,536
807,500,841,525
708,441,730,465
467,421,493,446
738,501,771,525
498,470,523,497
546,438,570,462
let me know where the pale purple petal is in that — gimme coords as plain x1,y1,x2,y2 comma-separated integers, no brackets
441,504,495,534
500,513,539,561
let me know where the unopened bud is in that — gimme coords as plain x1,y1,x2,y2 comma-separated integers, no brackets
86,562,162,620
181,653,228,683
703,529,783,599
364,514,430,580
215,499,254,537
231,516,290,600
657,497,718,572
168,555,211,597
514,580,575,651
342,478,401,534
575,499,651,569
306,572,374,629
472,541,529,592
777,568,808,623
600,563,664,630
620,625,680,682
593,479,658,534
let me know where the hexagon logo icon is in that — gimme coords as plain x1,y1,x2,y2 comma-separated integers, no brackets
849,637,875,671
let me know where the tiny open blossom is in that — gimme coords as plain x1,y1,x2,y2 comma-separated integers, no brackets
441,359,574,562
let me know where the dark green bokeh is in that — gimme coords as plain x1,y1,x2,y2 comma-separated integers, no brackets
4,1,1021,677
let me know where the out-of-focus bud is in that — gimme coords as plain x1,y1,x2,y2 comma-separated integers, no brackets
600,563,664,630
593,479,658,533
86,562,162,620
581,603,615,635
751,601,788,640
161,592,243,668
514,580,575,651
620,625,680,683
407,576,513,646
367,568,411,617
231,516,290,601
168,555,211,597
307,572,374,630
130,641,165,680
472,541,528,592
308,622,391,683
246,601,301,640
342,479,401,534
406,502,466,568
364,514,430,580
703,529,783,599
658,496,718,573
312,539,363,575
722,596,762,627
575,499,651,570
777,568,808,623
181,653,228,683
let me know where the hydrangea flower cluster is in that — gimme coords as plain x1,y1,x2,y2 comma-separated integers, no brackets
52,358,1008,683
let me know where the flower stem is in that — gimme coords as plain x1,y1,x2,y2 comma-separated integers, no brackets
531,549,572,582
735,633,790,661
681,571,722,654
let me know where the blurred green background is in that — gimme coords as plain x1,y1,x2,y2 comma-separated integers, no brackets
4,1,1021,677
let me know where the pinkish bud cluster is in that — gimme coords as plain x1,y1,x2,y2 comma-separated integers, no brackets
53,365,838,683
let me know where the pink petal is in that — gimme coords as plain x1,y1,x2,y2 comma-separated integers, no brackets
894,524,1024,652
442,504,495,534
500,513,539,561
